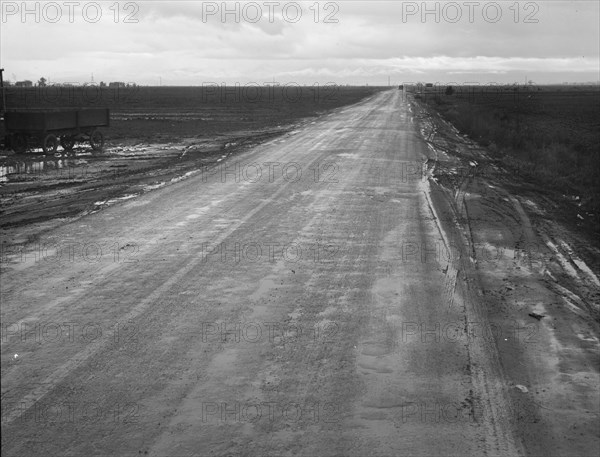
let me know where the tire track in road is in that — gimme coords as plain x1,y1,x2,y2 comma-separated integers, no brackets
427,181,525,457
1,95,385,427
1,174,296,425
3,90,532,456
146,93,404,457
418,111,525,455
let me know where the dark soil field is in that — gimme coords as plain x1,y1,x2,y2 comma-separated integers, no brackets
0,86,383,239
1,85,380,142
415,85,600,225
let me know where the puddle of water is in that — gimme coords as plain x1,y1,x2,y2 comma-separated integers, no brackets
169,170,198,184
545,240,579,281
94,194,137,207
0,158,88,183
143,182,166,191
561,296,586,317
557,239,600,287
523,198,541,212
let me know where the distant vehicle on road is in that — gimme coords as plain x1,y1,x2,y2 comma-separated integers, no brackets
3,108,109,154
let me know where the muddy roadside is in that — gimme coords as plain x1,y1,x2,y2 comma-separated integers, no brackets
412,95,600,456
0,115,324,248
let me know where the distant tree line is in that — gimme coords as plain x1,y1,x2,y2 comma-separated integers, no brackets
4,77,137,88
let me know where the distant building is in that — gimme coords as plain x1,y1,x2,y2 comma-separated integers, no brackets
109,82,126,88
15,80,33,87
425,83,433,88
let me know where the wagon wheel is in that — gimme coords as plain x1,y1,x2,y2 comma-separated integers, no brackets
12,134,28,154
89,129,104,151
42,134,59,155
60,135,76,152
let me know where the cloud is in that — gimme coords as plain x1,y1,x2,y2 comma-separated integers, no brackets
1,1,598,84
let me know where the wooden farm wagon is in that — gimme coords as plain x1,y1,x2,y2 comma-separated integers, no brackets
3,108,109,154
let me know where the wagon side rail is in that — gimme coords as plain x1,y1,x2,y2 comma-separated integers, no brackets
3,108,109,154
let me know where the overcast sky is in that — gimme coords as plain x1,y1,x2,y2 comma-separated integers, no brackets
1,1,599,85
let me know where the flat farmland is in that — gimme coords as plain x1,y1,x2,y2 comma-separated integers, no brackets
415,86,600,240
2,85,383,141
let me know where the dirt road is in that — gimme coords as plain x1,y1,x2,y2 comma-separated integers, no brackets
2,90,598,456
